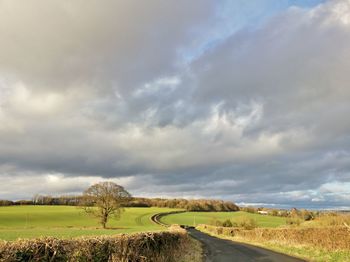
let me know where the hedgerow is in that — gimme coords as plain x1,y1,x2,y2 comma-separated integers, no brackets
198,224,350,251
0,227,188,262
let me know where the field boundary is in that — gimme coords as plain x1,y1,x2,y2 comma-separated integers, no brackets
0,228,190,262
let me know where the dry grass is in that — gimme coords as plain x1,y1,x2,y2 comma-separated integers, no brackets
197,224,350,261
0,226,190,262
168,224,203,262
179,237,203,262
312,214,350,227
198,224,350,250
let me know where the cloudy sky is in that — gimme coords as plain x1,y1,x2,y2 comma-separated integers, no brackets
0,0,349,209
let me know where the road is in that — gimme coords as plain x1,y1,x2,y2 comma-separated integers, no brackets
188,228,306,262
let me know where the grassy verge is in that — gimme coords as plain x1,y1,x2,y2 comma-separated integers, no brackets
179,236,203,262
197,225,350,262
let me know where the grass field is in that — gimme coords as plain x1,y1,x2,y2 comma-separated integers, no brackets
0,206,180,241
160,211,286,228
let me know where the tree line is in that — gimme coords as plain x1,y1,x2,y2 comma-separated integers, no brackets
127,197,239,211
0,195,239,212
240,206,318,221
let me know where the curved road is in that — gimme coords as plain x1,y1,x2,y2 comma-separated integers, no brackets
188,228,306,262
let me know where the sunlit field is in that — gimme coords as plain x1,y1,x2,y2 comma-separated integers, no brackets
160,211,286,228
0,206,180,241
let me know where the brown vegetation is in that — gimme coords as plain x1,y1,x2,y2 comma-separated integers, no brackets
313,213,350,227
0,226,189,262
198,224,350,251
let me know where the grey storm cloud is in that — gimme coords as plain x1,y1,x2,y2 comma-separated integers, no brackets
0,0,349,208
0,0,215,92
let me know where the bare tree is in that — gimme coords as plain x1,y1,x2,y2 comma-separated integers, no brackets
82,182,131,228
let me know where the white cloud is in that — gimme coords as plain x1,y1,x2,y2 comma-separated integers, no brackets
0,0,349,208
0,173,136,200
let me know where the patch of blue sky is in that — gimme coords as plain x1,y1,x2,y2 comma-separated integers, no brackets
180,0,325,64
288,0,325,8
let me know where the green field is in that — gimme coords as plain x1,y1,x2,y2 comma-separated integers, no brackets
0,206,180,241
160,211,286,228
0,207,287,241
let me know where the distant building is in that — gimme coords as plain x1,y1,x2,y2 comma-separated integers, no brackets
258,210,268,215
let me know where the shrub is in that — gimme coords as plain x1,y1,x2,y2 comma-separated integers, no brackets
233,216,257,230
209,218,223,227
241,207,257,213
300,209,314,221
222,219,233,227
271,210,279,216
286,217,303,226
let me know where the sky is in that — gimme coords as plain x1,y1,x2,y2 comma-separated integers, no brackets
0,0,349,209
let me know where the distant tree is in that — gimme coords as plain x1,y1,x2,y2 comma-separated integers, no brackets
301,209,314,221
242,207,257,214
271,209,279,216
290,208,300,218
0,200,14,206
279,210,289,217
82,182,131,228
15,200,33,205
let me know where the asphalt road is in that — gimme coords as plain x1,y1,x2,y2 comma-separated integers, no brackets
188,228,306,262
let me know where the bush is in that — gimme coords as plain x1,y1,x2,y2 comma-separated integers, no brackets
209,218,223,227
300,209,314,221
233,216,257,230
271,210,279,216
222,219,233,227
241,207,257,213
286,217,303,226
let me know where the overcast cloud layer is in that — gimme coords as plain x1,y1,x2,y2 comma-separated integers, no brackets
0,0,349,209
